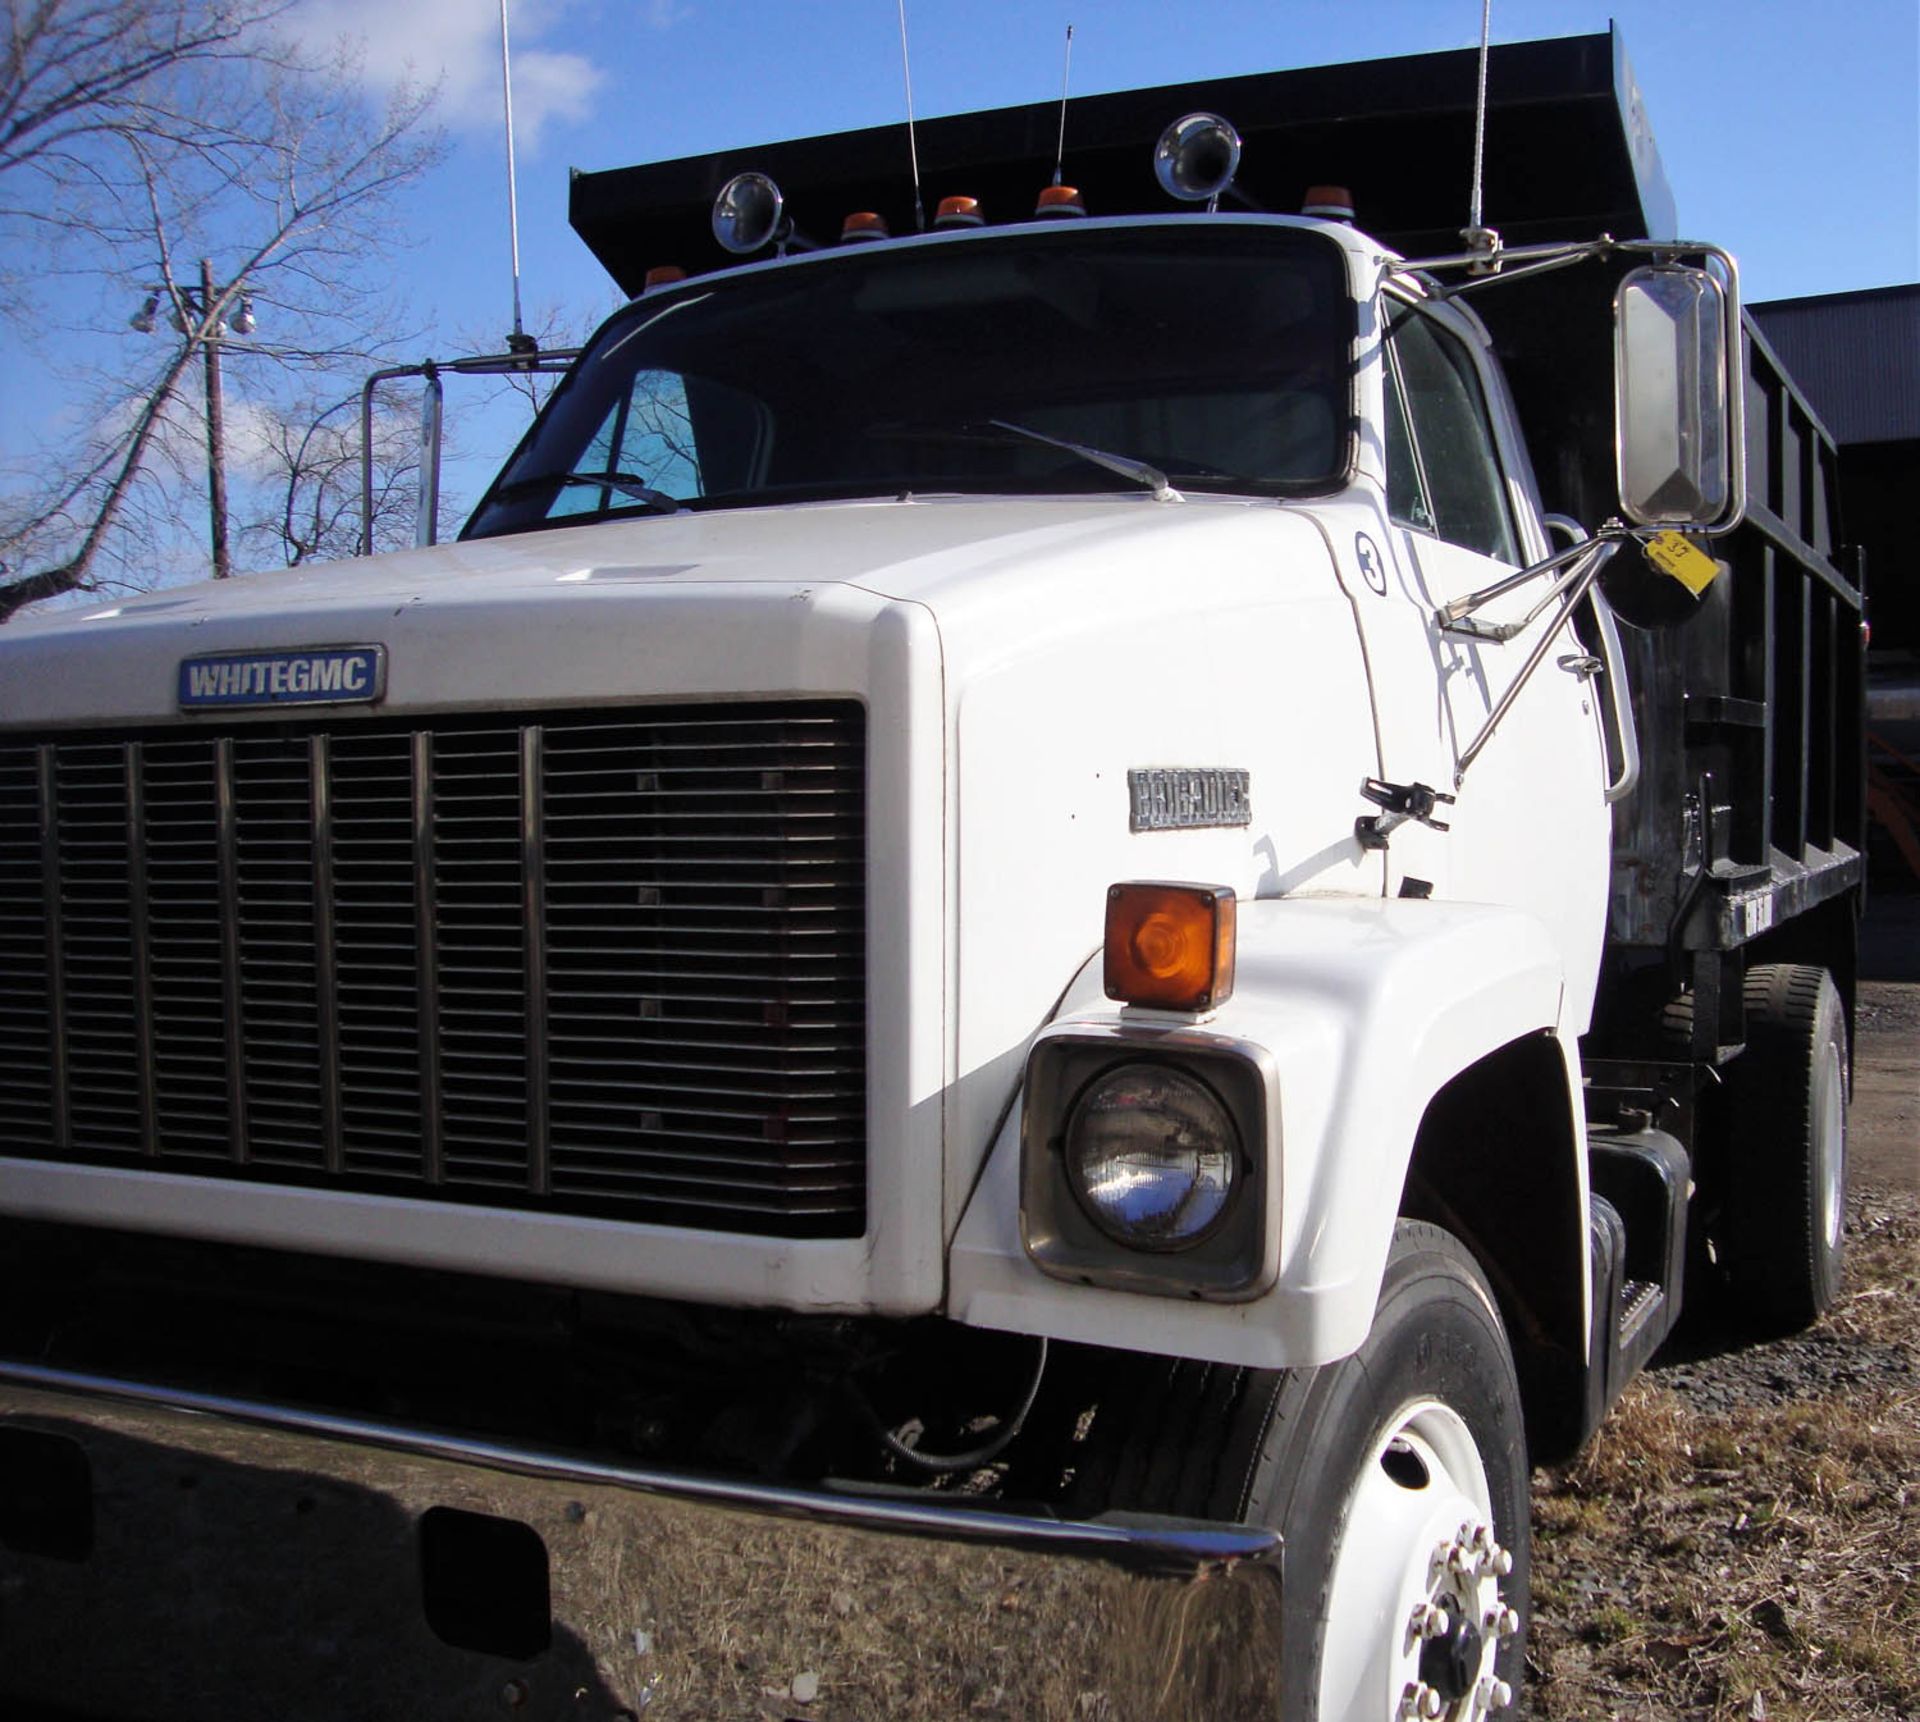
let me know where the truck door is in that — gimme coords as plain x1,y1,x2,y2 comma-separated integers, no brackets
1377,296,1612,1031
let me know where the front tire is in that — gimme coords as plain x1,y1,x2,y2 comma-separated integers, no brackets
1249,1221,1530,1722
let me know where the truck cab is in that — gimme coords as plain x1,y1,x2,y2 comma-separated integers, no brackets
0,31,1864,1722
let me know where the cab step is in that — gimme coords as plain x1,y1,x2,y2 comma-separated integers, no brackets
1584,1127,1692,1422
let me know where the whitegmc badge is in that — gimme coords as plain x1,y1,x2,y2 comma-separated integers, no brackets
178,646,386,711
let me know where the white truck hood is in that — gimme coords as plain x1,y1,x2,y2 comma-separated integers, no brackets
0,495,1337,729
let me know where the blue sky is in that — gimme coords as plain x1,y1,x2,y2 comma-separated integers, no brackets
5,0,1917,558
433,0,1919,330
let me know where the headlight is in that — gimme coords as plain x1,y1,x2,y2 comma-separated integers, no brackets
1064,1063,1239,1251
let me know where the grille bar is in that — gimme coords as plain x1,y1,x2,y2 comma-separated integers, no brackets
0,703,868,1238
125,741,160,1157
311,733,343,1175
521,725,550,1197
39,746,71,1156
412,728,443,1186
213,735,249,1165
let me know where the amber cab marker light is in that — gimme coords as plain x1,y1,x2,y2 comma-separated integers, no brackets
934,194,985,229
1301,184,1355,223
1034,184,1088,219
1104,882,1237,1012
840,211,891,243
642,265,687,291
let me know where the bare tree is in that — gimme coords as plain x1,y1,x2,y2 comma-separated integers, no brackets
236,379,460,568
0,0,291,310
0,13,444,620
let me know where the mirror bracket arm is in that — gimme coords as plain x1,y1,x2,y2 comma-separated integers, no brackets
1435,522,1635,633
1450,534,1626,789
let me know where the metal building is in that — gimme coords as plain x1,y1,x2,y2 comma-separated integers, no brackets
1752,283,1920,878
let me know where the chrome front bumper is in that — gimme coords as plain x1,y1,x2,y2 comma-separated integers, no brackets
0,1362,1283,1721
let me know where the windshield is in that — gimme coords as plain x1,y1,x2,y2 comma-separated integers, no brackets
463,223,1353,540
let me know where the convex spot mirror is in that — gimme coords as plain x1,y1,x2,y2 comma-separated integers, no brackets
1614,263,1740,531
1154,112,1243,207
713,172,785,255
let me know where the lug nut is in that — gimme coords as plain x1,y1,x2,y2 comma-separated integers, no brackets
1476,1676,1514,1712
1400,1682,1443,1720
1473,1540,1513,1577
1407,1601,1450,1641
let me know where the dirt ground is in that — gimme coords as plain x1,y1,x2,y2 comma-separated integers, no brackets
1853,889,1920,1191
1526,888,1920,1720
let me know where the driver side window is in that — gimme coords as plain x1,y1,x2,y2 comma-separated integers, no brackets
551,370,704,518
1383,304,1519,566
547,370,768,519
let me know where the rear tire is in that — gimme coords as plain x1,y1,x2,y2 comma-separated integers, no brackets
1721,963,1848,1335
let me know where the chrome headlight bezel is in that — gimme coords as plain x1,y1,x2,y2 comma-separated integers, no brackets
1020,1031,1275,1301
1063,1062,1240,1252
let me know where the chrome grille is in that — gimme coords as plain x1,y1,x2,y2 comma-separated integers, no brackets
0,703,867,1237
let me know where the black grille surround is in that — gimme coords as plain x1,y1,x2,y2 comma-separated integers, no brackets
0,702,868,1239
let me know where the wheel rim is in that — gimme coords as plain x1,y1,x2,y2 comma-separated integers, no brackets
1317,1398,1518,1722
1816,1038,1846,1255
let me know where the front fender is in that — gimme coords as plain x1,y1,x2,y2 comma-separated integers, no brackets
949,897,1568,1369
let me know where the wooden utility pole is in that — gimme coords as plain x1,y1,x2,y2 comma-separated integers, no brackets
200,257,231,579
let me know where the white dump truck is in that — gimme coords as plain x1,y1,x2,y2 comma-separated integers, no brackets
0,30,1865,1722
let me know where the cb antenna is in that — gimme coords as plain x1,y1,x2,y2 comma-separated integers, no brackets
1463,0,1501,271
1052,23,1075,185
498,0,535,353
897,0,925,230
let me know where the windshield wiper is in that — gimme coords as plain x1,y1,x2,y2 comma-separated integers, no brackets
491,470,682,513
984,419,1183,503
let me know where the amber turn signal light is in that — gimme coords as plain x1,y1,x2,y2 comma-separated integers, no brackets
1104,882,1236,1012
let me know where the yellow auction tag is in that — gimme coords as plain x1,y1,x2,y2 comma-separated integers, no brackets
1643,531,1722,597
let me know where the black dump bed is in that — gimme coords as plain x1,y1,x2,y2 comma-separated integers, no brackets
570,28,1865,982
569,29,1673,289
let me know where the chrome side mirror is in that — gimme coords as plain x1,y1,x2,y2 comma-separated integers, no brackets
1614,262,1744,533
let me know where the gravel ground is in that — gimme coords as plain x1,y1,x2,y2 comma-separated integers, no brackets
1526,1186,1920,1721
1525,889,1920,1721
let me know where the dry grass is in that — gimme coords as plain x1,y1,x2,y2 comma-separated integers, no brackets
1526,1191,1920,1721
